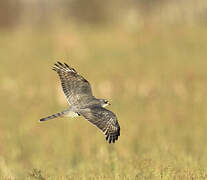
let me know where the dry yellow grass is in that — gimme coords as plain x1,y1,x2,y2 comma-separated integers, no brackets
1,24,207,179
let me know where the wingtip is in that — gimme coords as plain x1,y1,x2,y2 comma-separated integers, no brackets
53,63,59,69
64,62,70,68
52,61,63,71
57,61,63,66
105,135,117,144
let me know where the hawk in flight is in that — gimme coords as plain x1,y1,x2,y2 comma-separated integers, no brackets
40,62,120,144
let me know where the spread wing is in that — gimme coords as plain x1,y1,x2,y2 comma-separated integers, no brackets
80,106,120,144
52,62,93,105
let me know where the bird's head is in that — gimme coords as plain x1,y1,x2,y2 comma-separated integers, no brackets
100,99,111,107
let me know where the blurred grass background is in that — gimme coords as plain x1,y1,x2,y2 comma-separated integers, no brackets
1,0,207,179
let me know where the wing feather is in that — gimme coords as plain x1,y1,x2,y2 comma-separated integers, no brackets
80,106,120,144
52,62,93,105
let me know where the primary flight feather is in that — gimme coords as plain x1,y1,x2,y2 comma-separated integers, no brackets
40,62,120,144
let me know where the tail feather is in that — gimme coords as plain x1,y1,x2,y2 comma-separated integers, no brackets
39,110,68,122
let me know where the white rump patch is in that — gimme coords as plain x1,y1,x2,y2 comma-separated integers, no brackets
102,103,109,107
64,111,79,118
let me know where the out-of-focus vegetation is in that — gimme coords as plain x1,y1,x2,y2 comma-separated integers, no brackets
1,0,207,179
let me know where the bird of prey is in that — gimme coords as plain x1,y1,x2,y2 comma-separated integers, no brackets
40,62,120,144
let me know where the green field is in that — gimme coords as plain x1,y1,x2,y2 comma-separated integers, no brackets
1,24,207,179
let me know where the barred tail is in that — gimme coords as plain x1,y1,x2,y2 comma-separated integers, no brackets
39,110,68,122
